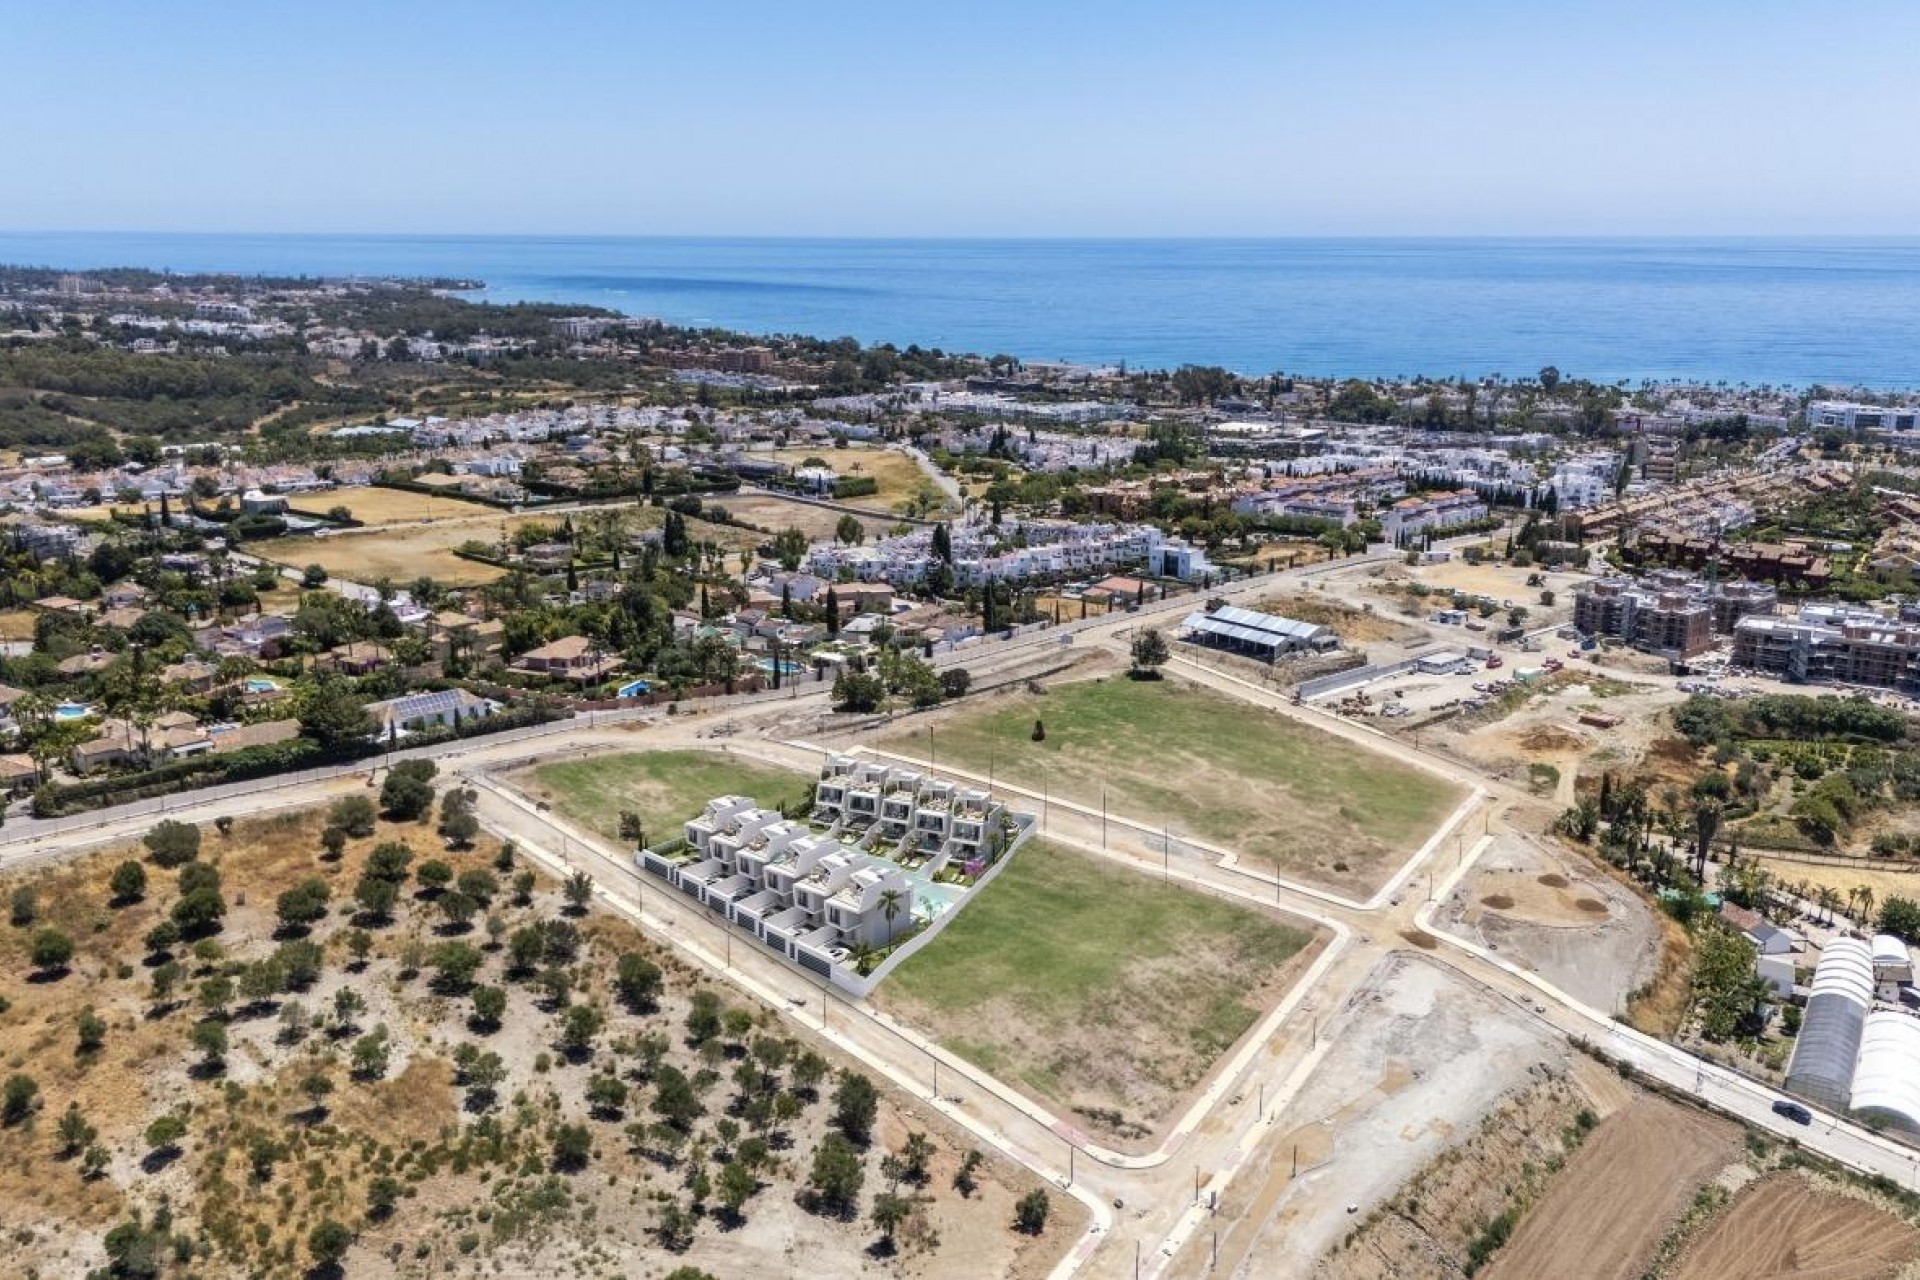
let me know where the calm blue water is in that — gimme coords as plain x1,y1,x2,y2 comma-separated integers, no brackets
3,232,1918,388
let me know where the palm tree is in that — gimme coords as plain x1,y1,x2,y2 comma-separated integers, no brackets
878,889,905,940
1858,885,1877,930
1845,886,1862,924
1819,887,1842,928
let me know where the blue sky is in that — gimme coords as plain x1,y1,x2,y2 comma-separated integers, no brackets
5,0,1917,236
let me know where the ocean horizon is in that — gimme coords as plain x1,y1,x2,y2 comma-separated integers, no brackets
4,231,1919,391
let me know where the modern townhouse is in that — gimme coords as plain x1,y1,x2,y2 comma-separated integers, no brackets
640,758,1028,988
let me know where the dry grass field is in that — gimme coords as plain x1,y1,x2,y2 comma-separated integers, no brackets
886,674,1463,894
0,802,1079,1279
766,446,946,513
246,516,529,585
316,486,497,526
707,492,897,542
1671,1174,1920,1280
1481,1095,1739,1280
1250,592,1425,645
879,839,1319,1144
510,748,813,845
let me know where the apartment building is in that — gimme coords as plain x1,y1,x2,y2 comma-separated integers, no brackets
1631,532,1833,590
1733,605,1920,693
1574,575,1766,667
806,517,1207,585
1808,400,1919,432
1380,490,1489,543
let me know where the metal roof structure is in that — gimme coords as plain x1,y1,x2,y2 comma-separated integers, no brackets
1873,934,1913,971
1851,1010,1920,1138
1785,938,1875,1111
1181,606,1336,654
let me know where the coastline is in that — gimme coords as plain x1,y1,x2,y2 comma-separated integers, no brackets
6,233,1920,389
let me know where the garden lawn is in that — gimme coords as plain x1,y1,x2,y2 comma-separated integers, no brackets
887,674,1461,892
513,749,812,844
880,839,1316,1141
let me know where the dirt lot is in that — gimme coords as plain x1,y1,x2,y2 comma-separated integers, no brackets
1403,558,1588,608
1671,1173,1920,1280
708,492,896,542
1444,674,1683,800
1481,1094,1740,1280
1209,956,1565,1278
1314,1063,1616,1280
1436,835,1661,1015
1249,591,1426,646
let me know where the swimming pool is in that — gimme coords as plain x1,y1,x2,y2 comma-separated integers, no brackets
244,677,280,694
53,702,94,722
616,679,652,698
755,659,805,677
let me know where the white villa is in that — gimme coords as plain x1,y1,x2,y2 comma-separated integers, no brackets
638,756,1027,987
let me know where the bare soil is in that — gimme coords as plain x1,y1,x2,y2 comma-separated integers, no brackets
1249,592,1425,645
1436,836,1661,1015
1671,1173,1920,1280
1479,1095,1739,1280
1208,956,1565,1278
1313,1070,1598,1280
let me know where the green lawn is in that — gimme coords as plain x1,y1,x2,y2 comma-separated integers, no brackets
514,749,811,845
880,839,1315,1139
885,675,1461,892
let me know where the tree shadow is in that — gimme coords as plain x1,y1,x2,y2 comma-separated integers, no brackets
140,1146,182,1175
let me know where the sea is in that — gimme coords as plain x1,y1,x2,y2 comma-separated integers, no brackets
3,232,1919,390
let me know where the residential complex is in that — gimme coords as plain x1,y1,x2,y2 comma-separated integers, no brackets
1733,604,1920,693
638,758,1031,989
1572,571,1778,659
805,517,1214,586
1381,490,1490,543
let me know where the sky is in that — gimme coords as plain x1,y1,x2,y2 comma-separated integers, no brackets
4,0,1918,237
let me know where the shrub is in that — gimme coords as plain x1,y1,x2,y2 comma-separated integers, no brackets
143,819,201,868
2,1074,38,1124
109,860,148,904
1014,1187,1051,1235
328,794,377,839
29,927,74,972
